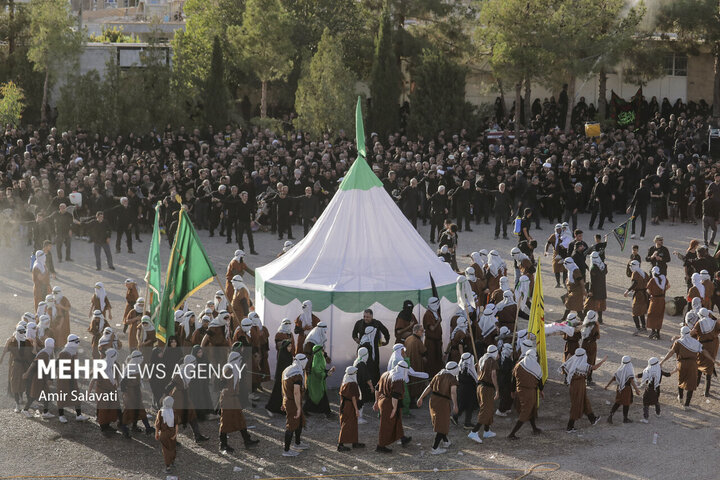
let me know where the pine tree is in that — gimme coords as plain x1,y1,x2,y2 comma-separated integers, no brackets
295,28,356,138
368,9,400,138
203,36,230,128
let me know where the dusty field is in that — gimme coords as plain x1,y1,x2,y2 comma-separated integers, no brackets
0,213,717,480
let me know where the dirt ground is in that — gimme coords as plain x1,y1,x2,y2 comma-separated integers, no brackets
0,213,717,480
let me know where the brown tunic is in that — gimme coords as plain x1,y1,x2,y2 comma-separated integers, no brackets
88,316,109,359
628,272,650,316
377,371,404,447
123,309,143,351
25,350,51,399
219,380,248,433
123,284,139,320
565,269,586,312
404,334,427,399
447,330,466,363
468,275,488,306
154,412,177,466
423,311,443,377
496,305,517,331
568,368,593,420
294,314,320,354
54,297,72,345
563,330,581,361
547,234,565,274
428,372,458,435
32,267,51,310
121,376,147,424
581,324,600,365
646,278,669,330
90,295,112,319
170,374,196,425
56,350,80,408
5,337,33,395
584,266,607,312
485,266,505,294
614,381,633,406
190,327,207,346
177,322,195,348
512,363,540,422
691,321,719,375
338,382,360,444
671,341,699,391
95,377,120,425
394,313,417,345
275,332,294,353
282,373,306,431
231,288,253,321
137,329,157,360
476,356,497,426
225,259,250,301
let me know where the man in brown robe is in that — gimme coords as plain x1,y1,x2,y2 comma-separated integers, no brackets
21,338,55,418
691,311,720,396
584,252,608,324
562,258,585,321
624,260,649,334
52,286,71,347
219,351,259,453
404,324,428,401
225,250,255,301
469,345,499,442
394,300,417,345
282,354,308,457
560,348,606,432
169,354,208,442
57,334,89,423
121,350,155,434
374,361,412,453
32,250,51,310
123,279,139,321
3,325,33,412
338,366,363,451
661,326,719,407
89,282,112,321
507,349,544,439
646,266,669,340
417,361,458,454
423,297,443,377
230,275,252,321
124,297,145,351
294,300,320,354
88,310,109,359
155,396,178,473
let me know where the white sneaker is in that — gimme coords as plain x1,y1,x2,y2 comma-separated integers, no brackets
495,409,508,417
76,414,89,422
58,416,68,424
357,417,368,424
291,442,310,450
483,430,496,438
630,234,636,239
21,410,32,418
639,418,648,423
13,407,20,413
442,440,451,448
431,447,447,455
282,449,300,457
41,412,55,419
640,236,645,240
467,431,483,444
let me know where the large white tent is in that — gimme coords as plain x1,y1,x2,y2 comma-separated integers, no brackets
255,102,458,381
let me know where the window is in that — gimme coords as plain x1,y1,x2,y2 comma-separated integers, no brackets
665,54,687,77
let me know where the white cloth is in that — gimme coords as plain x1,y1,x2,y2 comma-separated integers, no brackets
488,250,505,277
33,250,46,273
459,352,478,382
354,347,369,367
277,318,293,334
691,273,705,299
678,328,702,353
614,356,634,389
477,346,498,372
391,360,409,383
559,349,590,384
456,277,475,311
629,261,646,278
161,396,175,427
640,358,661,388
519,349,542,380
651,267,667,290
299,300,314,328
94,283,107,311
178,355,196,387
564,258,579,283
477,309,498,338
104,348,118,385
304,323,327,347
214,294,228,312
283,355,308,380
342,366,358,386
387,344,405,372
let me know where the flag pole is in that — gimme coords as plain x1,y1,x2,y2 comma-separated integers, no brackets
214,275,236,318
464,303,478,361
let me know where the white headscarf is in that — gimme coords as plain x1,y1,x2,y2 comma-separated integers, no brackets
515,275,530,307
678,326,702,353
387,343,405,372
178,354,196,387
52,286,64,304
691,273,705,299
701,269,711,282
488,250,505,277
225,351,244,387
614,355,635,389
231,275,250,298
581,310,598,340
180,311,194,336
478,345,498,372
125,350,143,378
501,343,514,362
161,396,175,427
99,327,115,348
134,297,145,314
104,348,118,384
520,338,535,356
37,315,51,339
465,266,477,282
496,290,516,311
553,224,563,248
140,316,155,343
304,321,327,347
214,291,228,312
691,297,702,314
391,360,410,383
511,247,529,264
640,357,661,388
282,354,308,380
559,224,572,248
239,318,253,338
94,282,107,311
456,275,475,311
684,311,699,329
451,316,468,340
33,250,46,273
342,366,358,386
629,260,646,278
40,337,55,358
651,266,667,290
590,251,605,271
359,326,377,357
234,249,245,263
249,312,262,329
442,361,460,378
563,258,578,283
697,308,716,334
427,297,440,317
478,304,498,338
499,276,511,292
519,348,542,380
299,300,313,328
559,347,590,384
277,318,293,334
13,325,27,343
36,302,47,319
62,334,80,356
470,251,485,270
459,352,478,382
26,322,37,340
45,295,56,318
354,347,369,367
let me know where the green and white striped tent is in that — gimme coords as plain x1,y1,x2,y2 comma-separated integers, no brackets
255,106,458,374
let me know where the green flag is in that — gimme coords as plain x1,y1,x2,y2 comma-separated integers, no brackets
612,217,632,251
145,202,162,319
156,208,217,342
355,96,366,160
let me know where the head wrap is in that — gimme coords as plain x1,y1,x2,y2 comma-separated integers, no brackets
563,258,579,283
161,396,175,427
283,354,308,380
559,347,590,384
614,355,634,389
459,352,478,382
304,321,327,347
590,251,605,270
94,282,107,311
391,360,410,383
639,357,661,388
278,318,293,334
342,366,358,386
629,260,646,277
63,334,80,355
519,348,542,380
478,345,498,372
33,250,46,273
488,250,505,277
678,326,702,353
691,273,705,299
299,300,314,328
651,266,667,289
465,266,477,282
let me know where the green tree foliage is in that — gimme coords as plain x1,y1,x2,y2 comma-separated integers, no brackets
27,0,83,122
295,28,356,138
0,81,25,126
369,9,401,138
171,0,244,98
407,48,471,138
228,0,294,118
203,36,230,128
655,0,720,117
88,26,138,44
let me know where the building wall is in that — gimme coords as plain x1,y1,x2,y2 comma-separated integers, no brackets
687,52,714,102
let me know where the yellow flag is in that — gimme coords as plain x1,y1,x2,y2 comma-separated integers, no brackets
528,259,548,384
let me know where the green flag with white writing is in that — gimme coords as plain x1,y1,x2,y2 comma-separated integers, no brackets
156,208,216,342
145,202,162,319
